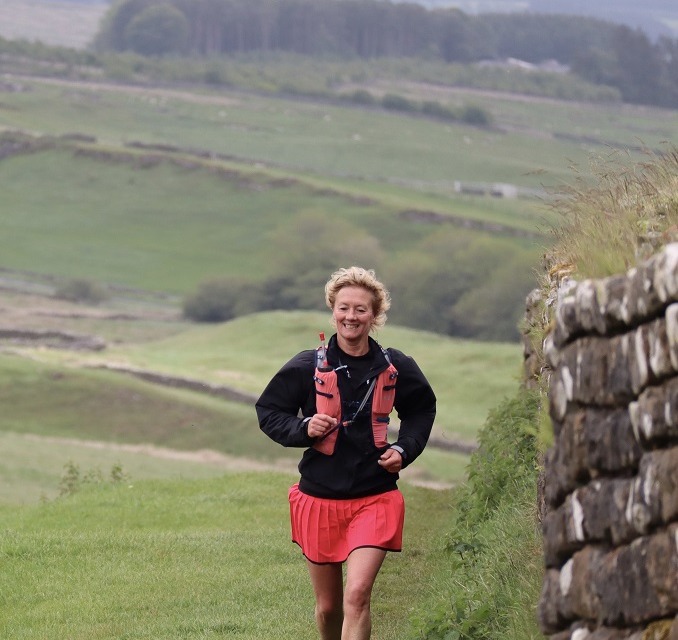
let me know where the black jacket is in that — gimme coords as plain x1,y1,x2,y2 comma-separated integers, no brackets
255,335,436,498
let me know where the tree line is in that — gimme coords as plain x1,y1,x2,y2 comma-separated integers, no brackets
95,0,678,108
182,213,538,342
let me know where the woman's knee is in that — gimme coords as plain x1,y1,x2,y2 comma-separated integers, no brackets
343,582,372,615
315,599,343,627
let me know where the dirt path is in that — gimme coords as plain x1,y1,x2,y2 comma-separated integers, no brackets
11,73,242,108
21,432,297,473
19,432,456,490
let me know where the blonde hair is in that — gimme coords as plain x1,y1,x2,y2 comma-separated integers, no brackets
325,266,391,329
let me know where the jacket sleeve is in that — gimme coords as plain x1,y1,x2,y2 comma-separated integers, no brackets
255,352,316,449
390,350,436,468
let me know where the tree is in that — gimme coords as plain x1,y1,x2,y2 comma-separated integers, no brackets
264,210,384,311
438,9,478,63
611,25,663,105
124,3,190,56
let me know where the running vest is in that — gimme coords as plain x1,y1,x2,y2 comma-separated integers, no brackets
312,347,398,456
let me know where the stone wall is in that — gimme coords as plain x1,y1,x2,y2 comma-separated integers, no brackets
537,243,678,640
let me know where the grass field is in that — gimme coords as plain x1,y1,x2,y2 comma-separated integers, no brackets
0,17,673,639
0,332,479,504
6,309,522,442
0,473,458,639
0,0,107,49
4,77,676,194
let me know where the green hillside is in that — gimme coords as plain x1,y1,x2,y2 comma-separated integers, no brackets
0,30,675,639
0,306,511,503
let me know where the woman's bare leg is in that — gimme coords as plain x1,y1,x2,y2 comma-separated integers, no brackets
341,548,387,640
307,560,344,640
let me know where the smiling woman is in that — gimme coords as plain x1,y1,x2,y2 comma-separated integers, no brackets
256,266,437,640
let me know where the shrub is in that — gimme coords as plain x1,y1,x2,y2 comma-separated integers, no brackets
421,100,457,121
381,92,417,112
58,461,129,498
415,389,543,640
55,278,108,305
460,104,492,126
182,277,266,322
348,89,377,105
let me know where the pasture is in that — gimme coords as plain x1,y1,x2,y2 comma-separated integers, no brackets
1,61,674,503
0,21,674,639
0,0,106,49
0,473,458,639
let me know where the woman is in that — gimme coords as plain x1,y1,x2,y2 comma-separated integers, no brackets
255,266,436,640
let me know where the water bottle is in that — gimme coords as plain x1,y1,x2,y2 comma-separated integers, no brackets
316,332,331,371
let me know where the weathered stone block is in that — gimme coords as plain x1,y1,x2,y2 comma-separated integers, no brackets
554,286,580,347
576,280,607,335
596,526,678,626
577,480,632,546
626,259,663,326
597,273,630,332
629,324,652,394
539,568,572,634
647,318,673,380
547,407,641,504
631,377,678,444
587,627,643,640
564,546,605,621
652,243,678,304
607,333,639,404
543,501,584,567
583,408,641,475
550,370,572,424
643,448,678,524
665,304,678,372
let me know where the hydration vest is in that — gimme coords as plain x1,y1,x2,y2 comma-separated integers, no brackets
312,346,398,456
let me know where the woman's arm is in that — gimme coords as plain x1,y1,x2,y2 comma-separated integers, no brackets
255,353,317,448
389,350,437,467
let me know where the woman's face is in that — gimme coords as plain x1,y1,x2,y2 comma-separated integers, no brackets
333,285,375,349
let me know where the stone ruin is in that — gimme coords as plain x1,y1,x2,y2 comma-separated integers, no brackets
536,243,678,640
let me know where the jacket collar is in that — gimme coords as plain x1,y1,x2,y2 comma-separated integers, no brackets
327,334,389,379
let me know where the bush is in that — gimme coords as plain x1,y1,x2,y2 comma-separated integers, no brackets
182,278,247,322
421,100,457,121
381,93,417,112
414,389,543,640
348,89,377,105
460,104,492,126
55,278,108,305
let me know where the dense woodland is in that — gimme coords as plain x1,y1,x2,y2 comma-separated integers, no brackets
95,0,678,108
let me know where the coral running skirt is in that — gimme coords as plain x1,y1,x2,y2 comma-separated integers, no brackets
288,483,404,564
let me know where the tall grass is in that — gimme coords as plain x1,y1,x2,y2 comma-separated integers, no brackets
545,146,678,280
413,389,543,639
523,146,678,446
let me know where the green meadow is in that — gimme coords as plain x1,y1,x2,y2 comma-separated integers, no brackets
0,474,458,640
1,47,676,638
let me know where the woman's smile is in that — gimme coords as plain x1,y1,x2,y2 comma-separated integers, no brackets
333,286,375,354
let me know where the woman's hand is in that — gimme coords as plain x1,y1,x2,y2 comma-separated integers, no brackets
307,413,338,439
378,448,403,473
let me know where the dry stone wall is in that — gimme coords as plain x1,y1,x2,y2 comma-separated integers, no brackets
538,243,678,640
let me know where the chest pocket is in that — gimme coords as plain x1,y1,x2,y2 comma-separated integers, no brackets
371,363,398,448
312,369,341,455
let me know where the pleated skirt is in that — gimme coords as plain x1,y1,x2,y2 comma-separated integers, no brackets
288,483,404,564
